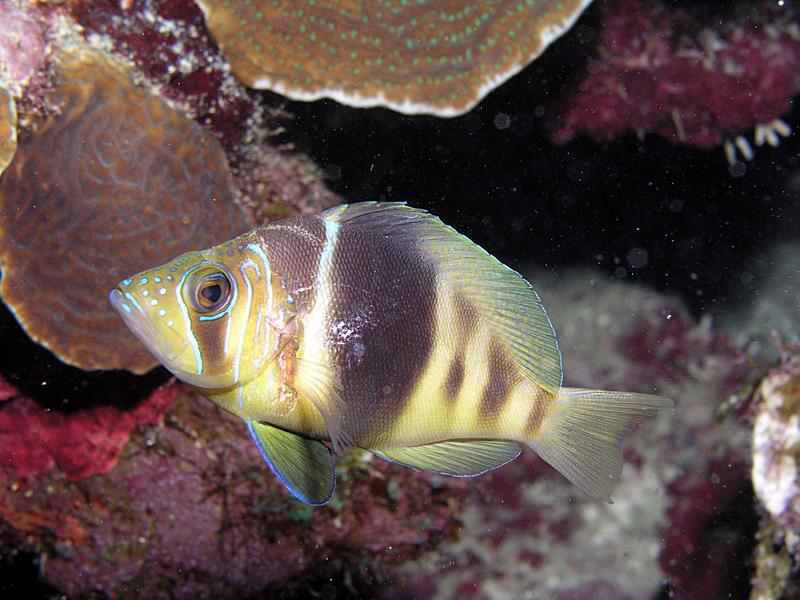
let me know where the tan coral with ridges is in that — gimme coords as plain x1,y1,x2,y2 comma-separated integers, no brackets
0,47,251,373
196,0,594,116
0,86,16,177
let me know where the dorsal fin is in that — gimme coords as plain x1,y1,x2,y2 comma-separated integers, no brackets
322,202,563,393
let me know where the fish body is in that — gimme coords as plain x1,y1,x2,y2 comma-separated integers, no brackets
110,203,668,505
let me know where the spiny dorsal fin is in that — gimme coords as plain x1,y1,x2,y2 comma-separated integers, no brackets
247,420,335,505
321,202,563,393
373,439,522,477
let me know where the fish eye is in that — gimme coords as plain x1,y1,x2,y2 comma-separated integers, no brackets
190,270,232,314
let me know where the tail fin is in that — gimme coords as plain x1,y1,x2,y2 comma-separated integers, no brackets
528,387,671,503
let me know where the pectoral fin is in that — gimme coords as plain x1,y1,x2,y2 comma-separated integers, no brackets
372,440,522,477
246,420,335,505
292,357,353,454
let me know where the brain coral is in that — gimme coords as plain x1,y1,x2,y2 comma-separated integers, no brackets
196,0,594,116
0,47,252,374
0,86,15,177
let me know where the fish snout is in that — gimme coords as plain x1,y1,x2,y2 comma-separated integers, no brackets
109,287,187,364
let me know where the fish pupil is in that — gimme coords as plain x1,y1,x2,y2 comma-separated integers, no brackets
190,271,232,313
201,284,222,304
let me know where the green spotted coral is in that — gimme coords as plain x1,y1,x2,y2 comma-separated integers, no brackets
196,0,594,116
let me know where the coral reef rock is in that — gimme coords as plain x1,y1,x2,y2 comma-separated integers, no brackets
195,0,595,116
0,45,252,374
234,142,343,225
0,0,48,96
751,352,800,600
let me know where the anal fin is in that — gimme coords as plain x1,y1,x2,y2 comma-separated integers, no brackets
247,420,335,505
373,440,522,477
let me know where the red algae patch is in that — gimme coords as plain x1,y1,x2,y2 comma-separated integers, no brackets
0,376,179,481
196,0,594,116
0,47,252,373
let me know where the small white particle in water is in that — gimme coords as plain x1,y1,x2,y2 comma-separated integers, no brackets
494,112,511,130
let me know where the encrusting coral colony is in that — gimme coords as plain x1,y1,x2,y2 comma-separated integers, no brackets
0,0,797,597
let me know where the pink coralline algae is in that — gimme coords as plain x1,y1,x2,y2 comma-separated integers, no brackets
0,0,48,94
552,0,800,162
0,376,179,481
389,272,754,600
0,0,49,177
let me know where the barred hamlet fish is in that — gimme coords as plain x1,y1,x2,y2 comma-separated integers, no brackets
110,203,669,505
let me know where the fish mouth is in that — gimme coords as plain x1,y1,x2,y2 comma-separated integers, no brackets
109,288,187,367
